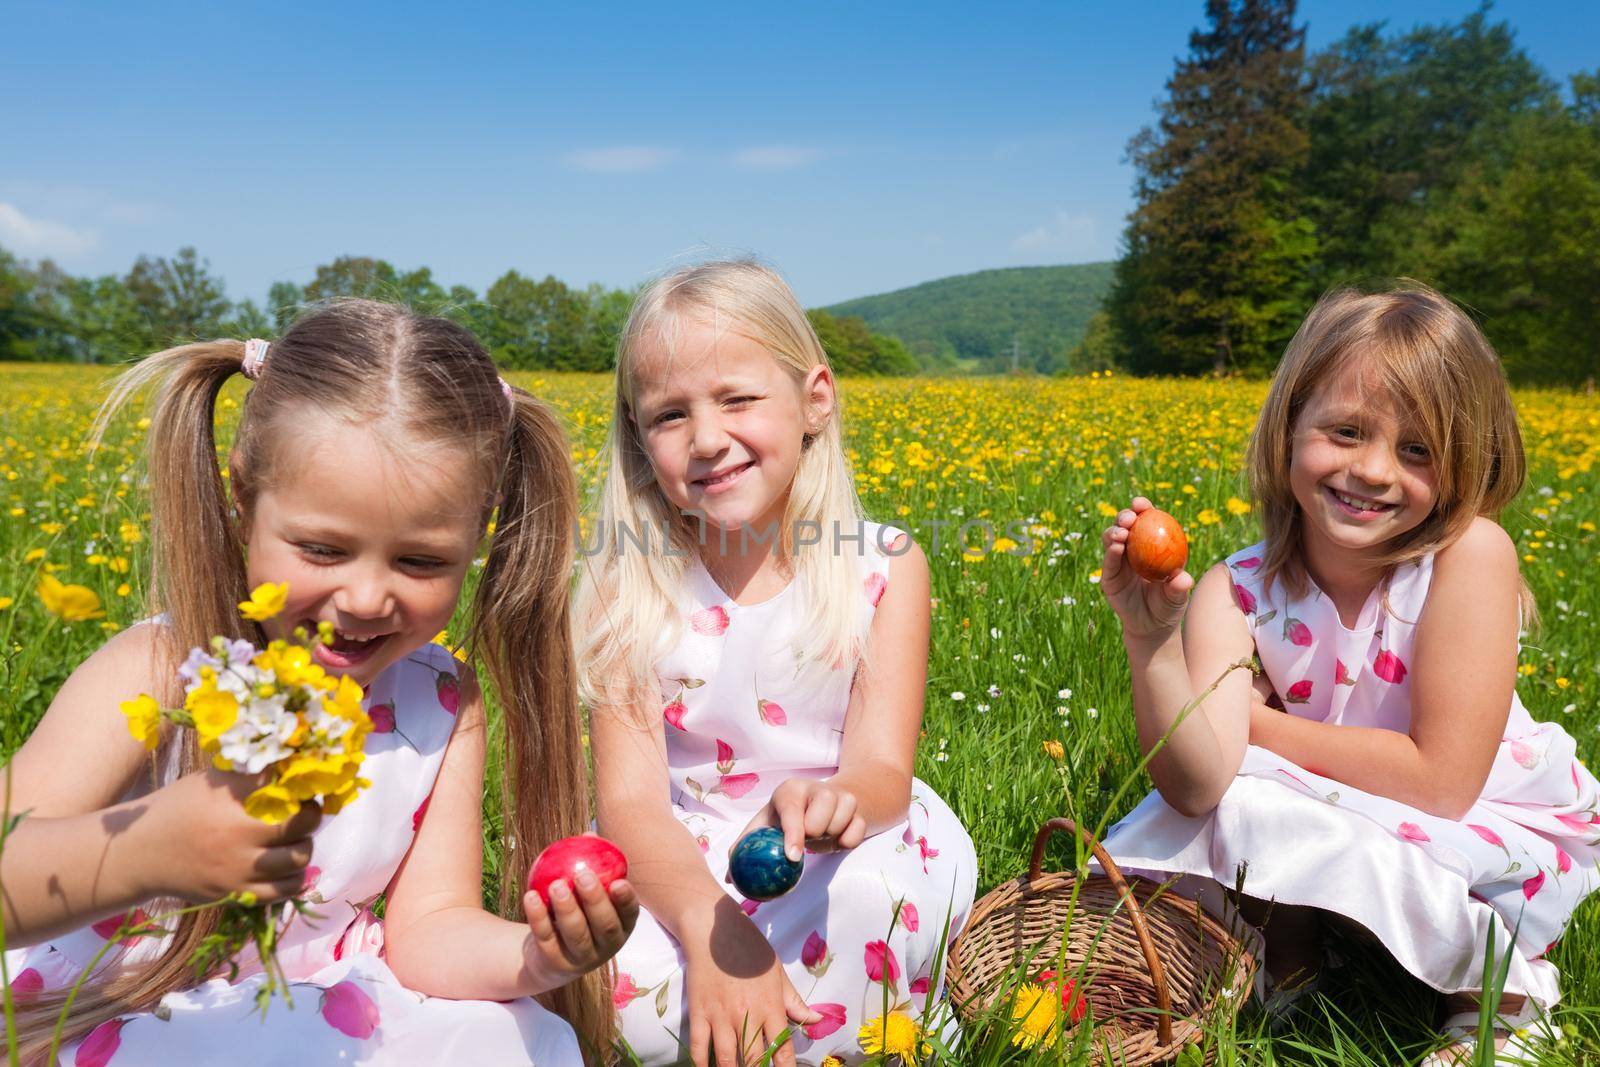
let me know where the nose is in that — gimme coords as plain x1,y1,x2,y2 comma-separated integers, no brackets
334,562,396,622
688,411,729,460
1348,439,1398,488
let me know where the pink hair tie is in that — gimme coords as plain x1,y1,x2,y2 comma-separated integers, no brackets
242,338,270,380
500,377,515,409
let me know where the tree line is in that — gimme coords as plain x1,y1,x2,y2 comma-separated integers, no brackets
0,251,920,375
1080,1,1600,385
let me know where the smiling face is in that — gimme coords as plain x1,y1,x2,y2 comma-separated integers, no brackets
628,314,833,537
241,418,487,687
1288,357,1440,571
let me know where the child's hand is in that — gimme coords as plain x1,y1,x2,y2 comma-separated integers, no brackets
1100,496,1195,642
144,763,322,905
519,873,639,985
731,778,866,864
684,899,820,1067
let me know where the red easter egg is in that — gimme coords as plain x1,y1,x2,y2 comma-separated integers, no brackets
1125,508,1189,582
527,834,628,907
1036,969,1089,1024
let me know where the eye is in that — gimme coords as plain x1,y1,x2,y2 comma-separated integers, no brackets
399,556,448,573
1401,442,1432,462
1330,425,1360,441
652,410,684,426
297,543,342,562
725,395,759,407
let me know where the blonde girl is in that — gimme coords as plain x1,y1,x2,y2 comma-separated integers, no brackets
576,260,976,1067
1098,284,1598,1064
2,301,634,1064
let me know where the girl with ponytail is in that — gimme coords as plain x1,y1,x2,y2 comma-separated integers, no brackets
1,299,632,1064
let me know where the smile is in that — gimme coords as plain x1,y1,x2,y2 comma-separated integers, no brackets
304,621,395,671
693,462,753,492
1326,486,1394,516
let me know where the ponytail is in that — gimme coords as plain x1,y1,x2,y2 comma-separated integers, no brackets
469,385,612,1057
19,342,265,1060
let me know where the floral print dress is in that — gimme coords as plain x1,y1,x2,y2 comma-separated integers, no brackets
1103,542,1600,1008
4,639,583,1066
613,522,978,1065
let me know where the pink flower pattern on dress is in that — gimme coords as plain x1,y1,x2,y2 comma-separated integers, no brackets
1335,659,1355,686
320,980,381,1038
804,1003,847,1039
613,973,643,1009
1285,680,1313,704
1557,846,1573,874
1523,871,1547,900
1397,822,1430,843
1232,582,1257,615
864,572,888,607
412,794,430,832
863,941,900,985
1468,825,1505,848
434,673,460,715
898,901,920,933
1510,739,1540,770
756,698,788,726
9,967,43,1006
718,773,759,799
691,606,730,636
1283,617,1312,647
91,907,151,946
910,976,931,996
1373,650,1407,684
75,1018,127,1067
802,931,831,976
663,700,687,730
368,702,396,733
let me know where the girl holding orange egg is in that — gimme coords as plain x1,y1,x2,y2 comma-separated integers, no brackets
1097,284,1598,1064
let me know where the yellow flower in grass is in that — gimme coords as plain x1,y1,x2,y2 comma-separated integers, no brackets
186,670,239,749
243,782,300,824
37,574,104,621
1042,739,1065,762
239,581,289,622
0,596,12,611
120,694,162,751
858,1011,928,1063
1226,496,1252,516
1010,983,1061,1049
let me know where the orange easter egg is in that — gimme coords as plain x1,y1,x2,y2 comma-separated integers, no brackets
1126,508,1188,582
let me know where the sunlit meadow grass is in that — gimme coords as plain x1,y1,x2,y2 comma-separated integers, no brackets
2,362,1597,1062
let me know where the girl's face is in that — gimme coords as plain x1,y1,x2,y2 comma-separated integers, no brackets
242,420,486,687
1289,357,1440,567
630,315,833,537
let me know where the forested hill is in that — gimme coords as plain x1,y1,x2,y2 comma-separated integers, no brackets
825,262,1114,374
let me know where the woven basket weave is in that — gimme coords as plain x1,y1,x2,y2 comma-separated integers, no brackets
946,819,1256,1065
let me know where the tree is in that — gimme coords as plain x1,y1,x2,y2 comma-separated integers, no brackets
1106,0,1315,376
123,247,231,348
482,271,587,369
1305,10,1552,287
0,245,37,359
267,280,304,333
302,256,401,304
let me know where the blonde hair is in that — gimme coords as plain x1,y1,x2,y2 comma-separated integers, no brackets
574,259,867,712
1245,283,1532,618
20,300,609,1060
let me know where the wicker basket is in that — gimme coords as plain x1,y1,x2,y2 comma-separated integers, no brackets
946,818,1256,1065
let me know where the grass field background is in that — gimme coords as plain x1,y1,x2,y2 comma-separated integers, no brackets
2,363,1597,1063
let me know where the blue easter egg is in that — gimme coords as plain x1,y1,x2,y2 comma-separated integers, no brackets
729,827,803,901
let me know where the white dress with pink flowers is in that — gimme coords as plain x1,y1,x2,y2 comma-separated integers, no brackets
4,640,583,1066
1103,542,1600,1007
612,522,978,1065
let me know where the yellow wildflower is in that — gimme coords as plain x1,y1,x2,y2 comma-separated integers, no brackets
118,520,143,544
320,776,371,816
120,694,162,750
238,581,289,622
1197,508,1221,526
1010,983,1061,1049
243,782,300,824
1042,739,1065,761
24,548,45,563
1225,496,1252,516
858,1011,928,1063
0,596,12,611
37,574,105,621
186,671,240,749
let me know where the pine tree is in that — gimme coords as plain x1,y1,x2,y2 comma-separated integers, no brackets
1107,0,1315,375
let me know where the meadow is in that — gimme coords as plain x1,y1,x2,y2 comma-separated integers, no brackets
1,362,1597,1064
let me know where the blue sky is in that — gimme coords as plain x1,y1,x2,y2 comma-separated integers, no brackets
3,2,1596,308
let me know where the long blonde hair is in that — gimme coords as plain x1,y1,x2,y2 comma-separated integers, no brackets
573,259,867,712
16,300,609,1060
1245,283,1532,619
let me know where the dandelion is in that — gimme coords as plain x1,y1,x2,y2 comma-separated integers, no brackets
37,574,104,621
1042,739,1065,761
1197,508,1221,526
1226,496,1252,515
0,596,12,611
858,1011,928,1062
1010,983,1062,1049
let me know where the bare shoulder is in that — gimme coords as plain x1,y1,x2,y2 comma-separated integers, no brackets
1189,562,1249,621
1433,516,1517,577
883,532,929,592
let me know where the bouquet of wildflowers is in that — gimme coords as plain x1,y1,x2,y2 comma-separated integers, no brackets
117,582,374,1012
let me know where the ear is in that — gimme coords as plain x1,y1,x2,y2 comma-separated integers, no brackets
802,365,836,432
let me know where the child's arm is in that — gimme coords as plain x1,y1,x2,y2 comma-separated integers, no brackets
1248,517,1518,819
1102,499,1256,817
381,666,635,1001
734,539,930,860
592,680,818,1067
1,624,321,945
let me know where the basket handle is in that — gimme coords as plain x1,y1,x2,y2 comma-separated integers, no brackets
1028,818,1174,1047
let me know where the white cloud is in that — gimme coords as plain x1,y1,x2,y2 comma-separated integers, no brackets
0,202,99,258
561,146,678,173
732,145,826,170
1012,211,1098,257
